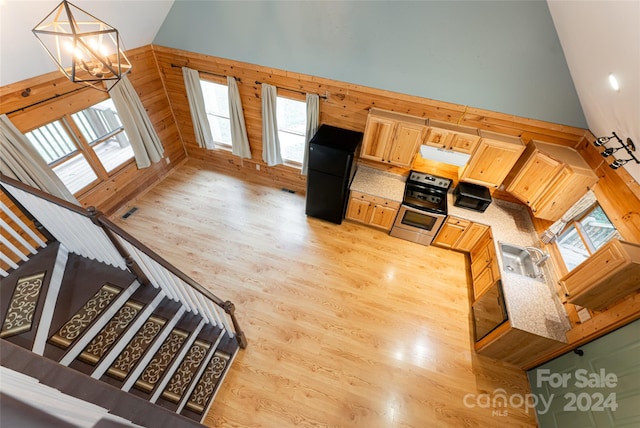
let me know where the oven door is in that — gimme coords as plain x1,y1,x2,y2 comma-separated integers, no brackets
390,204,446,245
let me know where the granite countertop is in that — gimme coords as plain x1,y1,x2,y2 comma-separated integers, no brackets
448,194,571,343
350,165,406,202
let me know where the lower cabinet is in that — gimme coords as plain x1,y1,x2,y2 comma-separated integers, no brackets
469,229,500,299
345,191,400,231
474,321,566,369
433,217,489,253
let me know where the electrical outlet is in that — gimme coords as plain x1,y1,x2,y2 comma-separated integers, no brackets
256,164,260,171
165,157,170,164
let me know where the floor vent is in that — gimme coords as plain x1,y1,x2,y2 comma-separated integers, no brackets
121,207,139,219
281,188,295,194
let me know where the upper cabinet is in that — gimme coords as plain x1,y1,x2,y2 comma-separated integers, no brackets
505,140,598,221
424,120,480,154
460,130,526,188
560,239,640,311
361,109,426,167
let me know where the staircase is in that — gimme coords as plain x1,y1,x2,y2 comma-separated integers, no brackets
0,175,246,427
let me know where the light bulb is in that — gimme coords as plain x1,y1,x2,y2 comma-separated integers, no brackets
609,74,620,91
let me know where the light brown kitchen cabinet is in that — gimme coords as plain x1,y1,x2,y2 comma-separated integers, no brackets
346,190,401,231
456,222,490,252
459,130,525,188
434,217,490,253
475,321,565,369
424,120,480,154
361,108,426,167
560,239,640,311
470,229,500,299
505,140,598,221
433,217,469,248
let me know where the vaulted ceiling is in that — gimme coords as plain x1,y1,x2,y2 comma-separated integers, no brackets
1,1,638,181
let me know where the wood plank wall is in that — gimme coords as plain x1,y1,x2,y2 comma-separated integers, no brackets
151,45,592,194
0,46,185,215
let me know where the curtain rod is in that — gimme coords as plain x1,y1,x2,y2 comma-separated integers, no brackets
4,86,87,116
254,81,327,99
170,64,235,81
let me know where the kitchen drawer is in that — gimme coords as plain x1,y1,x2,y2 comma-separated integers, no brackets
349,191,400,209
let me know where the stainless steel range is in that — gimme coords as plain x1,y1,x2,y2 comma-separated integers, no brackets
390,170,452,246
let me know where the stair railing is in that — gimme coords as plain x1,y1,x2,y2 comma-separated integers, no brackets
0,174,247,349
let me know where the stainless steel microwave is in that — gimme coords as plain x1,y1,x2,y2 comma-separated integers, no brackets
453,182,492,213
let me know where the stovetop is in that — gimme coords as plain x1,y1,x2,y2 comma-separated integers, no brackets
402,171,452,214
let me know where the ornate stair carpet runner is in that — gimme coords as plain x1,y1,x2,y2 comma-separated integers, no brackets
49,284,122,349
186,350,231,413
78,300,144,365
0,272,46,339
161,339,211,403
107,315,167,381
134,328,189,393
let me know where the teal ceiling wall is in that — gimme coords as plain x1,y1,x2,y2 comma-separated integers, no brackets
154,0,587,128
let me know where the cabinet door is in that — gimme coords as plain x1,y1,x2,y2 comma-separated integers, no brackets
561,240,627,298
449,133,480,154
361,116,395,162
424,127,452,149
533,166,598,221
346,198,372,224
471,243,492,278
387,122,425,166
433,217,469,248
456,223,489,252
461,139,525,188
473,266,496,300
369,204,399,230
507,151,563,206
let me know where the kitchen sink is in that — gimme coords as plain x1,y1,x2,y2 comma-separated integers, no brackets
499,243,540,279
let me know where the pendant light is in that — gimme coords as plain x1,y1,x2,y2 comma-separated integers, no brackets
32,0,131,91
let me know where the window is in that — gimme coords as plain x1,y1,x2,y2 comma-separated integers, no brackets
276,96,306,165
556,204,622,271
25,99,133,195
200,80,231,148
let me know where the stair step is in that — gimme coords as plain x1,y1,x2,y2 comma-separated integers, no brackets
49,283,124,351
43,252,137,362
0,242,62,352
133,327,190,394
106,314,168,382
0,271,46,339
161,339,212,404
184,348,231,414
77,299,145,365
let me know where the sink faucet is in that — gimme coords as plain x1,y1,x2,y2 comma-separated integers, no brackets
525,246,550,266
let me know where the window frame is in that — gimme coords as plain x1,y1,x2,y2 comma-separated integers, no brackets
554,202,622,272
275,90,307,168
24,98,135,197
199,77,232,151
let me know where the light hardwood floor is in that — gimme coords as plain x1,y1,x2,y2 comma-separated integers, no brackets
111,160,538,428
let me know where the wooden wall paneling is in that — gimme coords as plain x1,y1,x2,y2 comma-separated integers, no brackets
0,46,186,216
151,44,593,201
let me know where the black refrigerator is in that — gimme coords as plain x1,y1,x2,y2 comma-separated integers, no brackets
305,125,363,224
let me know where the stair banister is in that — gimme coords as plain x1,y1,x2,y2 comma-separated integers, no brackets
0,174,247,349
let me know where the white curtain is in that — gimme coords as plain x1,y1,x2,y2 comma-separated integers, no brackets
540,190,598,243
0,115,78,204
183,67,214,149
227,76,252,159
108,76,164,169
261,83,283,166
301,93,320,175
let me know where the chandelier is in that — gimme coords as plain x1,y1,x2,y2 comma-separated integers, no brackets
32,0,131,91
